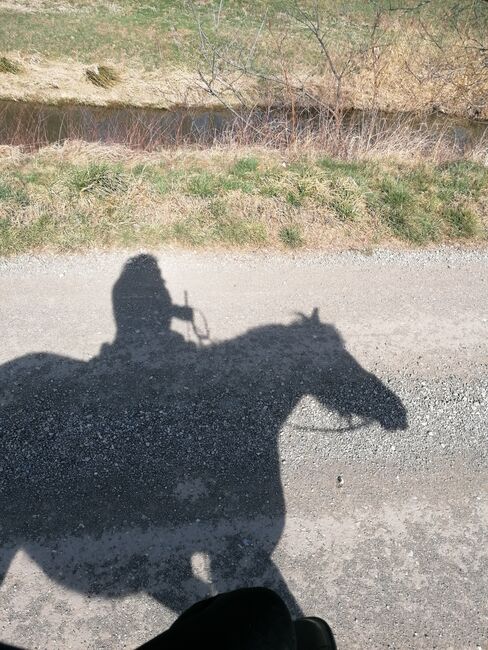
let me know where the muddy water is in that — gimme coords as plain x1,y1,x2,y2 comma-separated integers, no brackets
0,100,232,149
0,99,486,150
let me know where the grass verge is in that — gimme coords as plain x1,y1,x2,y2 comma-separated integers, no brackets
0,145,486,255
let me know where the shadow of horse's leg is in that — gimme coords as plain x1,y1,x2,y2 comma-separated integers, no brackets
264,560,302,617
148,557,214,614
209,545,303,617
0,546,15,589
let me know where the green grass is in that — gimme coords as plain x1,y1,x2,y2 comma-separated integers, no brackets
0,152,486,255
0,178,29,206
0,1,276,69
0,179,15,201
279,225,304,248
1,0,483,72
331,197,359,222
443,206,479,238
1,1,317,70
231,157,259,175
171,196,267,246
187,172,221,198
67,163,127,194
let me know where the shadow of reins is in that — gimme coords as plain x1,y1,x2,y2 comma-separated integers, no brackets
185,290,211,347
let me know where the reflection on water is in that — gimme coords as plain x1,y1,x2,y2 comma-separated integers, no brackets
0,99,486,151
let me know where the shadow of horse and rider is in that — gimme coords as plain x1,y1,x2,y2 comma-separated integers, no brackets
0,254,407,614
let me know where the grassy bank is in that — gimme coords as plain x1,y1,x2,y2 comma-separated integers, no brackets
0,145,486,255
1,1,488,118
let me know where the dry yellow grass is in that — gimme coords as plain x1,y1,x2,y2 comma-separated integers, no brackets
0,54,22,74
0,56,215,108
0,0,122,13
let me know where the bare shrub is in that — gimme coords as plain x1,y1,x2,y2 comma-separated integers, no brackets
188,0,488,122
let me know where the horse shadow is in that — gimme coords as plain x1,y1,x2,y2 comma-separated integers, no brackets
0,254,407,616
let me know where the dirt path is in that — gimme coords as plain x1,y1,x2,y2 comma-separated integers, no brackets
0,249,487,649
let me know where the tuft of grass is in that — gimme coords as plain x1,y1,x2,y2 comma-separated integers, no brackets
208,199,266,245
283,169,317,207
318,157,372,183
208,199,227,219
0,180,14,201
212,217,266,246
85,65,120,89
378,178,417,240
331,198,358,222
178,199,267,246
286,191,302,207
172,214,266,247
172,218,206,246
231,157,259,175
435,161,487,202
67,163,127,195
380,178,413,211
443,205,479,238
0,178,29,206
0,56,22,74
187,172,221,198
279,225,304,248
220,176,254,193
135,166,171,195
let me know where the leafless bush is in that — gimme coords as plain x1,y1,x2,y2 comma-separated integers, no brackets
188,0,488,123
188,0,395,125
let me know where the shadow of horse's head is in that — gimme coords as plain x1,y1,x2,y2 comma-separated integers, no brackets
245,307,408,433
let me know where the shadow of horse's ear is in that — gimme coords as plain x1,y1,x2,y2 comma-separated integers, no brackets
294,308,321,325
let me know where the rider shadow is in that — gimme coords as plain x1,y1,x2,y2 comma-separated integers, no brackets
0,254,407,616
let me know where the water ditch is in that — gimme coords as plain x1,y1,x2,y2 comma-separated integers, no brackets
0,100,487,151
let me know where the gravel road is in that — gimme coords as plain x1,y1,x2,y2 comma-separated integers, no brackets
0,249,487,649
